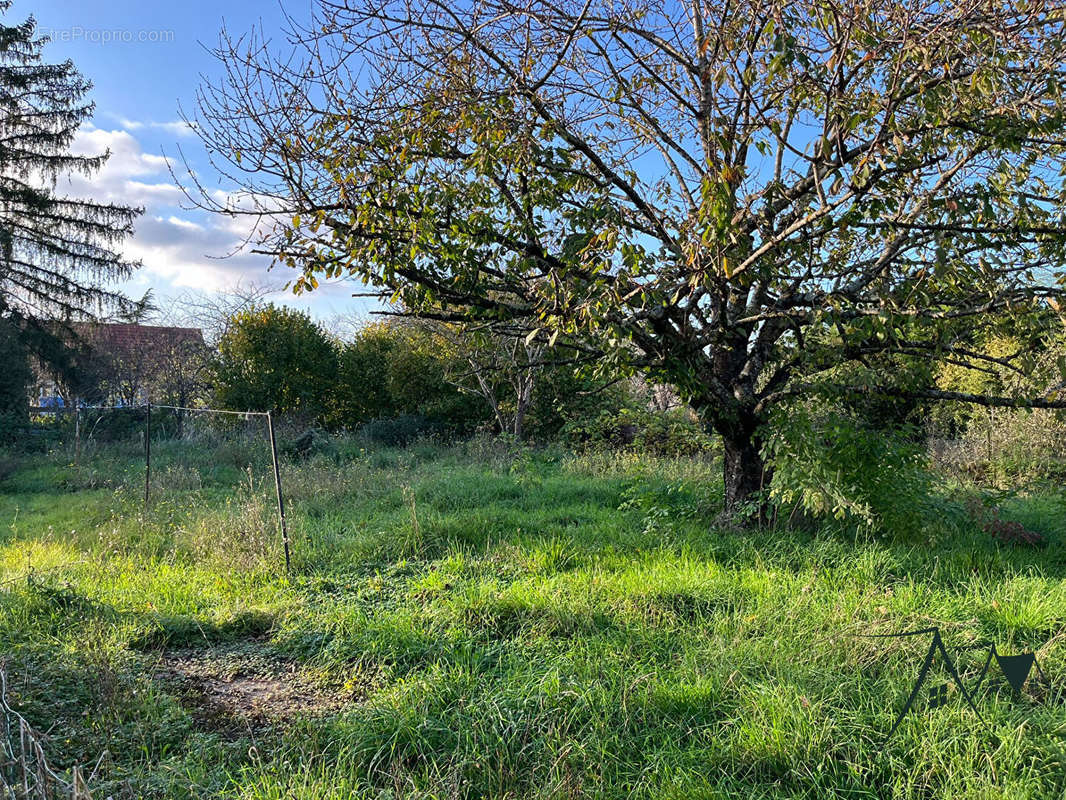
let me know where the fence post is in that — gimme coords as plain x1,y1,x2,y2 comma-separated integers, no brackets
266,411,291,573
74,405,81,465
144,400,151,511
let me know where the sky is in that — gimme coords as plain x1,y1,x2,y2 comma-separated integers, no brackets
24,0,368,322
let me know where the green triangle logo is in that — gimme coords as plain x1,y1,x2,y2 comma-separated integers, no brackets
995,653,1035,692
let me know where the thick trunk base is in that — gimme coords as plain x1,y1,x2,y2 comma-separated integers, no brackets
722,431,772,522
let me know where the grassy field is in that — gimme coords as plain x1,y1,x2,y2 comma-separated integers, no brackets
1,435,1065,799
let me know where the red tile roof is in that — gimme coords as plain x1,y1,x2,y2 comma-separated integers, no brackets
73,322,205,354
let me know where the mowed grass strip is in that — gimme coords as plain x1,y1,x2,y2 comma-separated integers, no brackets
0,440,1064,798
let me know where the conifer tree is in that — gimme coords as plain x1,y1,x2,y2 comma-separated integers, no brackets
0,1,141,410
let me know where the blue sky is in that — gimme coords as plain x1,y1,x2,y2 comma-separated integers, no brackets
25,0,365,321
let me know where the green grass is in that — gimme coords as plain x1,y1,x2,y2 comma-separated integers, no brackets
1,436,1065,798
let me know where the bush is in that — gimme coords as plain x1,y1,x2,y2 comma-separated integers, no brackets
0,411,29,448
80,407,147,443
562,407,713,456
330,325,396,425
636,408,715,457
329,321,487,434
767,407,963,539
283,428,335,460
214,304,338,421
522,364,633,441
963,495,1047,547
357,415,444,447
0,449,18,484
931,407,1066,487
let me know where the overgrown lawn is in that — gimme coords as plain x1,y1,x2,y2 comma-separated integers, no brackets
1,438,1064,798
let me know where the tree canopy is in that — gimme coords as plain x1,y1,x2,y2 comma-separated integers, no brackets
214,304,339,416
191,0,1066,512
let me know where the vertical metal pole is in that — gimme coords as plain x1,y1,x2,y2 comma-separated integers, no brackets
74,405,81,465
987,408,995,487
266,411,291,573
144,401,151,511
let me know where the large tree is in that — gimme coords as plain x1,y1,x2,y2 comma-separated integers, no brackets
0,2,141,408
190,0,1066,513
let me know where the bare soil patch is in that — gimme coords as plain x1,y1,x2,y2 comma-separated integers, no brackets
153,639,354,736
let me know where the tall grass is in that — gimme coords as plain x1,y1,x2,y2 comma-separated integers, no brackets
0,436,1063,798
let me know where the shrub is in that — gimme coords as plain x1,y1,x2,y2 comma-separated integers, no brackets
635,408,715,457
562,407,713,456
561,407,640,449
0,450,18,484
330,325,397,425
767,407,962,539
931,407,1066,487
214,304,338,420
0,411,29,449
80,407,146,443
284,428,334,460
357,415,443,447
963,495,1048,547
522,365,633,441
329,321,487,433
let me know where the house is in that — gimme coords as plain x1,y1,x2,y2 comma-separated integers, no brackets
34,322,207,408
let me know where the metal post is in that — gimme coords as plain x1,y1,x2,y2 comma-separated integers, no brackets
144,401,151,511
266,411,291,573
74,405,81,466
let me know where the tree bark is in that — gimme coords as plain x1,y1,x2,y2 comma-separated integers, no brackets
720,424,772,520
513,390,528,439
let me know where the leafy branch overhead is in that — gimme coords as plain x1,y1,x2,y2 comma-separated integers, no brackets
188,0,1066,511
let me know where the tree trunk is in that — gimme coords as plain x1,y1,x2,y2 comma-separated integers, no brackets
721,426,772,521
512,370,534,440
512,398,526,439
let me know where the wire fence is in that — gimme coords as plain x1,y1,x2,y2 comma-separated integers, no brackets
3,405,292,798
0,669,106,800
31,402,292,574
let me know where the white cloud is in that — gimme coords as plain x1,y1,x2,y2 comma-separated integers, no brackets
54,125,282,293
112,116,197,137
44,123,360,318
163,215,204,232
57,127,174,209
125,179,184,203
124,215,275,291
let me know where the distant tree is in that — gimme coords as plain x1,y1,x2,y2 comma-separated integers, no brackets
931,311,1066,437
214,305,338,418
331,322,397,424
330,313,634,438
153,337,212,426
433,323,544,438
91,336,158,407
0,2,141,418
524,360,639,442
90,328,211,434
331,318,486,431
167,280,280,346
0,317,31,440
192,0,1066,517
